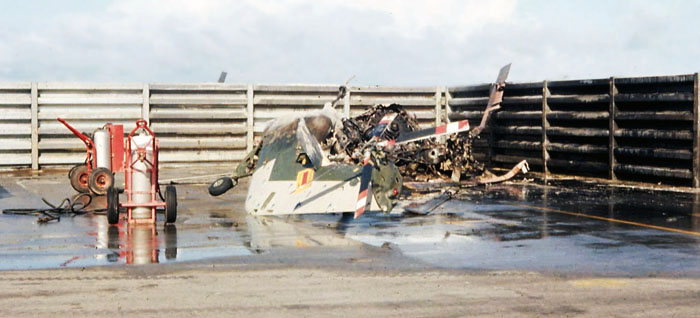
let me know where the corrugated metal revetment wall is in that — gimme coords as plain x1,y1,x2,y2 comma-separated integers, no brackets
0,83,443,169
1,74,699,188
0,83,32,166
38,83,144,166
149,84,249,163
447,73,700,187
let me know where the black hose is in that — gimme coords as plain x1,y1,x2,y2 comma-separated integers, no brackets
2,193,104,223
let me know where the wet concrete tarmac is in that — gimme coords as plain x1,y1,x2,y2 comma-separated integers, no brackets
2,167,700,276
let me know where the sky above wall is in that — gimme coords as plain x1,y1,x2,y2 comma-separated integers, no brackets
0,0,698,85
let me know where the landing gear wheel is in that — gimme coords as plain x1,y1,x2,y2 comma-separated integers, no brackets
69,164,90,193
88,167,114,195
208,177,236,196
107,186,120,225
165,185,177,223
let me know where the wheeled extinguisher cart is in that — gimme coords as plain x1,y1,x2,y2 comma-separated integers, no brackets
58,118,124,195
106,119,176,225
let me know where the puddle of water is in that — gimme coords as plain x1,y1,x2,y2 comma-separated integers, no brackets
0,213,252,270
3,175,700,275
0,186,9,199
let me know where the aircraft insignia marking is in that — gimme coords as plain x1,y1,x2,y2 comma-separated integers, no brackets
295,168,314,193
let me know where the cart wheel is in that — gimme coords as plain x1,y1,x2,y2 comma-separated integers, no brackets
165,185,177,223
107,186,120,225
208,177,236,196
88,167,114,195
69,164,90,193
69,164,81,179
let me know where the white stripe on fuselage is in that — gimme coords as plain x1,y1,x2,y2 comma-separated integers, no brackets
356,197,367,209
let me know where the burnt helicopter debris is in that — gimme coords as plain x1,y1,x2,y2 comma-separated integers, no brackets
328,103,482,182
209,64,528,217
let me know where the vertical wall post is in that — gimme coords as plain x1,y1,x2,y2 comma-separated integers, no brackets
693,73,700,187
434,86,442,126
444,88,451,123
142,83,150,124
693,193,700,231
246,84,255,152
542,80,549,179
30,82,38,170
343,87,351,118
608,77,617,181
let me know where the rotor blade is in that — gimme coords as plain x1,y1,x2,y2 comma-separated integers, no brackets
381,120,470,147
218,71,227,83
343,74,356,87
496,63,511,84
354,152,373,219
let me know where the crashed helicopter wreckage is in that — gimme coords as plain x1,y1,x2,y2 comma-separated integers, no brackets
208,64,529,218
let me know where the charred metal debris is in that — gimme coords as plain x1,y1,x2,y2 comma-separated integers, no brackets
328,104,483,181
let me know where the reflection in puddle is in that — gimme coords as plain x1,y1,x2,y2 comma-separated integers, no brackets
98,219,250,266
127,225,159,264
104,223,176,265
104,224,178,265
164,224,177,260
245,215,360,250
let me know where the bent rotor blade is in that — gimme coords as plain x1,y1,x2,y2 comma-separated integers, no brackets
354,152,373,219
496,63,511,84
473,64,511,137
490,63,511,107
218,71,227,83
380,120,470,147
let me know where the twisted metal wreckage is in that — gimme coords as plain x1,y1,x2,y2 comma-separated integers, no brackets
209,64,529,218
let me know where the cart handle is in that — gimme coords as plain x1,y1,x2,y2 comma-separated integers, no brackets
57,117,94,149
128,119,156,139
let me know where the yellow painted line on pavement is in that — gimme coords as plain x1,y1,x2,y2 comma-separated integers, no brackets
511,203,700,238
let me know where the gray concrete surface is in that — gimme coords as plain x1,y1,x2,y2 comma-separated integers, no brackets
1,167,700,317
2,264,700,317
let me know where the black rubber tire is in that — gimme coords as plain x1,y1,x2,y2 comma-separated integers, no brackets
165,185,177,223
69,164,83,179
107,186,120,225
69,164,90,193
208,177,235,196
88,167,114,195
